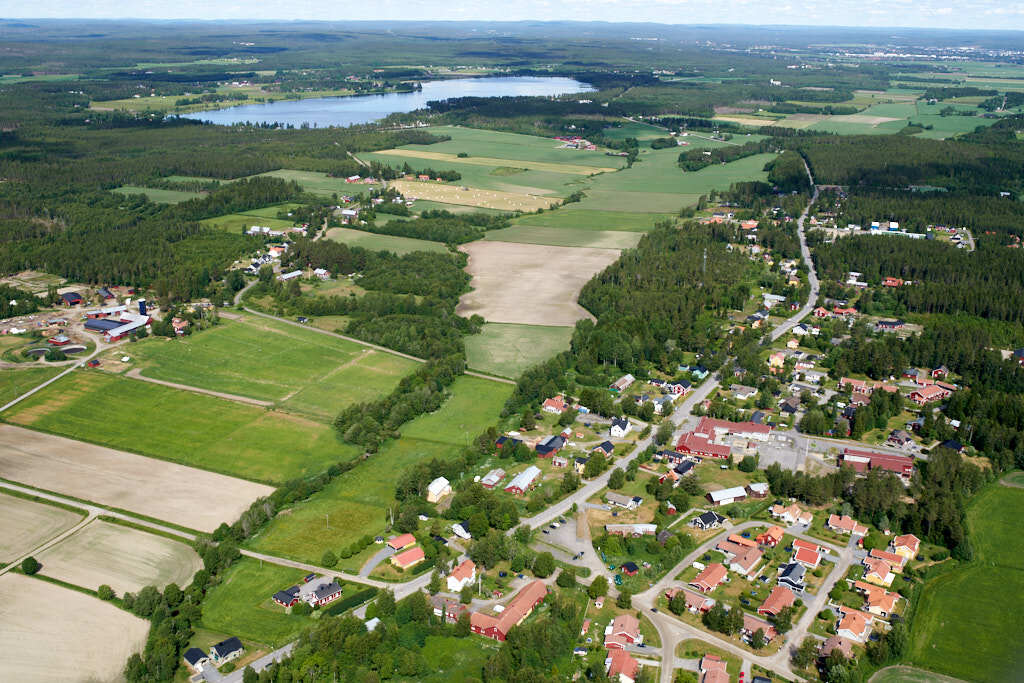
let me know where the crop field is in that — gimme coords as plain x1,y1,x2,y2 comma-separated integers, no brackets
808,117,908,135
390,179,557,211
465,323,574,378
0,572,150,683
364,153,586,196
908,483,1024,682
2,370,359,483
199,557,317,647
123,314,417,419
0,424,275,532
457,241,621,327
34,519,202,595
484,224,642,249
602,121,671,142
112,185,204,203
201,212,296,233
365,147,614,174
0,366,63,407
247,376,512,562
402,125,621,167
0,491,84,563
511,208,668,232
252,169,382,196
326,226,449,255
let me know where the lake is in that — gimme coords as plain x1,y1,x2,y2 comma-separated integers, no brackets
182,76,594,127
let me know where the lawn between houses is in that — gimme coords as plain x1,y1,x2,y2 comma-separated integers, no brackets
2,370,361,484
245,375,513,563
906,481,1024,683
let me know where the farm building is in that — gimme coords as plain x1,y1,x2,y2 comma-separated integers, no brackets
706,486,747,507
480,468,506,489
60,292,83,306
535,435,565,456
391,546,426,569
278,270,303,282
426,477,451,503
470,580,547,641
84,305,128,319
609,374,635,392
839,448,914,480
504,466,541,495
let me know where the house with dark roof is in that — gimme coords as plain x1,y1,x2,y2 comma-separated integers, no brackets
610,417,632,438
210,637,244,664
60,292,83,306
593,441,615,456
183,647,209,672
272,584,300,607
690,511,726,531
777,562,806,591
939,439,964,453
535,435,565,457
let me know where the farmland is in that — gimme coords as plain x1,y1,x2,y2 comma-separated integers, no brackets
201,212,295,233
457,241,621,326
326,226,449,254
112,185,204,203
465,323,574,378
390,178,557,211
483,224,642,249
246,375,512,563
0,424,275,532
2,370,361,483
0,366,63,406
0,572,150,683
510,208,668,232
34,519,202,595
252,169,382,196
0,491,84,562
118,314,417,420
907,481,1024,682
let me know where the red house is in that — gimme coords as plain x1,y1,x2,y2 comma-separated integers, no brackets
470,580,547,641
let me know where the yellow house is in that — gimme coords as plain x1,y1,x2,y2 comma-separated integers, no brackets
890,534,920,561
768,351,785,369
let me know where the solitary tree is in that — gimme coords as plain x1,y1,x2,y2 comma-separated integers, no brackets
588,575,609,599
532,552,556,578
20,556,40,575
655,420,674,446
608,468,626,490
460,583,474,604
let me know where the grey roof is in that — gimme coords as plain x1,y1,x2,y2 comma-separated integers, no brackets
695,511,725,527
611,417,629,430
312,582,342,600
212,637,243,658
779,562,806,583
84,318,121,331
184,648,207,666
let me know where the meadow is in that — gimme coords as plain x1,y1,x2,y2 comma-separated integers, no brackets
112,185,204,203
2,370,359,484
365,154,582,197
399,125,621,168
0,366,64,406
389,179,557,212
465,323,574,378
483,224,642,250
326,226,449,255
246,376,512,563
907,481,1024,682
122,314,417,420
201,213,295,233
420,635,501,682
252,169,382,197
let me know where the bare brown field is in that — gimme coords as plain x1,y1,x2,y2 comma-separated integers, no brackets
0,492,83,562
390,179,558,211
372,148,616,174
457,241,621,326
0,425,275,532
0,572,149,683
35,520,203,595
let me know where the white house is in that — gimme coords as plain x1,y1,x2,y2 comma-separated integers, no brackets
426,477,451,503
278,270,303,282
313,268,330,280
610,417,632,438
447,559,477,592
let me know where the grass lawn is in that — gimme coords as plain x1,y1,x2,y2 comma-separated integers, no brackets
510,208,668,232
420,635,499,682
121,315,417,420
0,366,63,406
1002,470,1024,487
2,370,359,484
325,227,449,255
907,482,1024,682
200,558,320,647
484,225,641,250
112,186,203,204
676,639,741,677
200,213,295,233
246,376,513,561
465,323,574,378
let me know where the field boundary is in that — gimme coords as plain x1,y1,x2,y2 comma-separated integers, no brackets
126,368,274,406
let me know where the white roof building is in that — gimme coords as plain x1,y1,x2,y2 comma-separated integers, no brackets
278,270,303,281
707,486,748,505
426,477,451,503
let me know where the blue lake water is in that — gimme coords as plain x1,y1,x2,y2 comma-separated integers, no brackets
181,76,594,127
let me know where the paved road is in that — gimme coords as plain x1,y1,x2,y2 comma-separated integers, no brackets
359,545,396,577
767,161,819,344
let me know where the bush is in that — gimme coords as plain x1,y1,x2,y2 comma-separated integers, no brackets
97,584,116,601
321,550,338,567
292,602,313,616
20,556,40,575
323,588,379,616
930,548,950,561
532,552,556,578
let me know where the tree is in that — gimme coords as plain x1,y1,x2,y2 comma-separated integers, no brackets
20,556,40,575
608,468,626,490
428,571,442,595
454,611,471,637
376,589,396,617
321,550,338,568
532,552,555,578
460,584,474,604
616,590,632,609
163,583,182,608
792,637,819,668
292,601,312,616
773,605,794,634
468,512,489,539
751,628,766,650
560,470,580,494
656,420,674,446
556,568,576,588
520,411,536,431
588,575,609,599
557,410,575,427
738,455,757,473
396,506,419,533
97,584,116,601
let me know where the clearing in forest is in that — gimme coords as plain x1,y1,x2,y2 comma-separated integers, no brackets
325,226,449,255
390,179,558,211
465,323,574,378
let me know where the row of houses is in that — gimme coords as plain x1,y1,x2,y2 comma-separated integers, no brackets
665,582,781,645
838,448,915,481
386,533,426,570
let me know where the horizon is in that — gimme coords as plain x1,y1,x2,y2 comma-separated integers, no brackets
2,2,1024,33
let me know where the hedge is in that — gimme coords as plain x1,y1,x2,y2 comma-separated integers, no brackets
323,588,379,616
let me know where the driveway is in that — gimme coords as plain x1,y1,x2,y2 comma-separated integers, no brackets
359,545,396,577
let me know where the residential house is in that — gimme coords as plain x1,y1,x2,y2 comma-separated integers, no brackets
690,511,726,531
299,578,343,607
875,319,904,333
593,441,615,456
426,477,451,503
665,587,715,613
837,607,874,643
535,435,565,457
653,394,675,414
605,523,657,537
882,277,904,287
729,546,764,578
504,466,542,495
606,492,643,510
756,525,785,547
610,374,635,392
732,384,757,400
610,417,632,438
667,380,692,395
387,533,416,551
820,636,855,660
495,435,521,450
313,267,330,280
793,546,821,569
699,654,729,683
780,396,801,415
839,448,915,480
431,595,469,624
272,585,301,607
869,549,907,572
447,559,477,592
573,456,589,474
777,562,806,591
183,647,209,672
210,637,244,664
742,613,778,643
853,581,900,617
890,534,921,560
757,585,795,617
706,486,747,507
470,580,547,641
828,514,869,536
768,351,786,370
887,429,914,447
391,546,425,569
862,557,894,586
771,503,812,526
839,377,869,393
552,455,568,468
606,650,640,683
604,613,643,649
542,395,568,414
909,384,951,405
939,439,965,453
690,563,728,593
932,364,949,378
480,468,506,489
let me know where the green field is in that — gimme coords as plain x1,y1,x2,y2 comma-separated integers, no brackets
420,635,500,682
907,482,1024,682
484,225,641,249
602,121,670,142
235,203,305,218
112,186,204,204
869,666,967,683
465,323,574,378
0,366,63,406
253,169,383,197
122,315,417,420
325,227,449,255
246,375,512,561
201,213,295,233
200,558,320,647
511,208,668,232
405,125,621,167
2,371,359,484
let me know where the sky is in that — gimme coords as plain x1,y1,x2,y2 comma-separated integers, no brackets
1,0,1023,31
